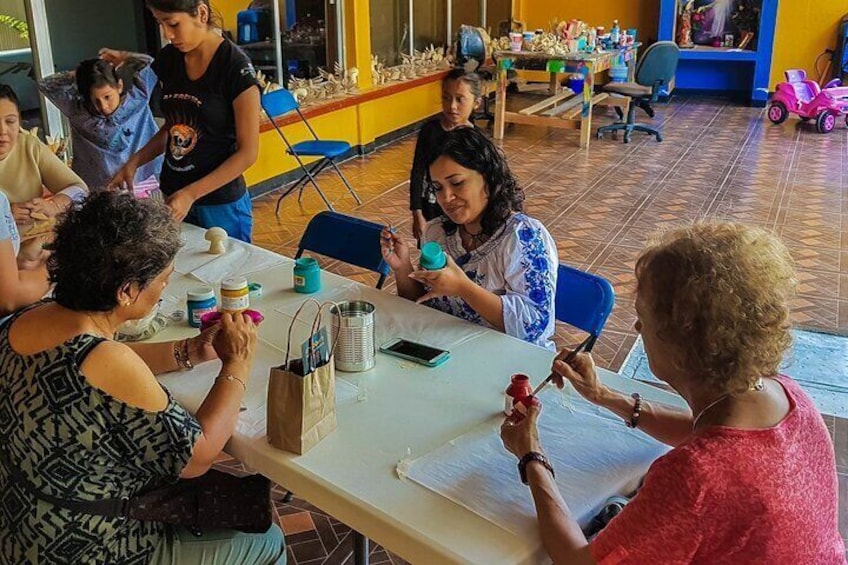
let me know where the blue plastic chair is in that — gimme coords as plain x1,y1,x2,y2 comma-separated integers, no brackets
555,264,616,352
295,211,391,289
261,89,362,214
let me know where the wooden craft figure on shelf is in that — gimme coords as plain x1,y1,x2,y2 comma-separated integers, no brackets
677,0,695,48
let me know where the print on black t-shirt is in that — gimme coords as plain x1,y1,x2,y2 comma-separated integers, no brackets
163,93,203,171
152,40,260,206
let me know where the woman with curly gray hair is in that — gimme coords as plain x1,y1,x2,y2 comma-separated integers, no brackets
0,192,285,564
382,127,558,349
500,223,844,564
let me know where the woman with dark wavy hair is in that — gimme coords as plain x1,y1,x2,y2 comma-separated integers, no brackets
382,127,558,349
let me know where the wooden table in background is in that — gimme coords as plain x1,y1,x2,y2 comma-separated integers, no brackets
493,46,639,148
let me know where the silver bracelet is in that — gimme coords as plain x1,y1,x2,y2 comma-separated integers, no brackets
216,373,246,391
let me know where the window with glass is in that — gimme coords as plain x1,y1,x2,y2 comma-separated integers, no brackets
370,0,409,67
236,0,344,85
413,0,447,51
450,0,480,40
370,0,510,68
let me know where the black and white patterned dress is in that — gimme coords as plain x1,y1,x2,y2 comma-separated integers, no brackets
0,303,202,564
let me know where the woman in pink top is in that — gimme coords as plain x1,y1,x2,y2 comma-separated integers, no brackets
501,223,846,564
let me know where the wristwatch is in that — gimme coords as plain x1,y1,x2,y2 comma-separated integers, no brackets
518,451,555,485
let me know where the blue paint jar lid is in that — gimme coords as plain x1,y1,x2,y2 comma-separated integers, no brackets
295,257,320,271
420,242,447,270
187,287,215,302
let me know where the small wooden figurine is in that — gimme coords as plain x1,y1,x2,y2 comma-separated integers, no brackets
205,227,228,255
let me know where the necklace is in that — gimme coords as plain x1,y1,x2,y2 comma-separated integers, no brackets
460,224,487,248
86,312,115,339
691,377,765,431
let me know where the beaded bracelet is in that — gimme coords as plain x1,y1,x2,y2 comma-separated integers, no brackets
626,392,642,428
518,451,555,485
173,339,193,371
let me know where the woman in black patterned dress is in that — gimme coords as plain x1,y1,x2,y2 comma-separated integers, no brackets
0,192,285,564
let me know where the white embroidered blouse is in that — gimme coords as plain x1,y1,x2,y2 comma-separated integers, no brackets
422,213,558,350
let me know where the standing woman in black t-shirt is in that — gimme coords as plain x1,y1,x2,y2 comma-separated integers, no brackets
110,0,260,243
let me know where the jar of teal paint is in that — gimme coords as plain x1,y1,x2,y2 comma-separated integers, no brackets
420,242,447,271
186,287,217,328
294,257,321,293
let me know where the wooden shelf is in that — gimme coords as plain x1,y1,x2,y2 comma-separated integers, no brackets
678,46,758,62
658,0,778,104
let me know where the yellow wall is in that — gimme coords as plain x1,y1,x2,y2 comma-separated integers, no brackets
771,2,844,87
214,0,244,35
513,0,660,41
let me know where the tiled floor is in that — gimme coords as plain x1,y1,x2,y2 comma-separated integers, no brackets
243,95,848,563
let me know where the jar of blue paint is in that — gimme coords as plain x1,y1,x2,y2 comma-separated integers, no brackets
186,287,217,328
294,257,321,293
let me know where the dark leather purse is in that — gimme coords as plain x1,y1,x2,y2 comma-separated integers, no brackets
7,463,273,534
130,469,274,533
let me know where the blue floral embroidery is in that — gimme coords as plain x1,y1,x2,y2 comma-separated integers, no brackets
515,217,553,344
426,270,486,325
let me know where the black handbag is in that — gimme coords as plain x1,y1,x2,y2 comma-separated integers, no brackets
7,464,273,534
130,469,274,533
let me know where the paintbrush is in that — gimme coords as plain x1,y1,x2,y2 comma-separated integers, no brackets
531,335,593,396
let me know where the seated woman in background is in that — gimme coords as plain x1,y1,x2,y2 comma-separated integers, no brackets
409,68,483,243
0,85,88,224
38,48,163,190
500,223,845,564
383,127,558,350
0,190,49,317
0,192,285,564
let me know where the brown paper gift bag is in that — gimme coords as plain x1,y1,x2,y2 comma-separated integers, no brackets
267,300,339,455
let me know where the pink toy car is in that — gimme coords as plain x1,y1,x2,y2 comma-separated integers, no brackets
768,70,848,133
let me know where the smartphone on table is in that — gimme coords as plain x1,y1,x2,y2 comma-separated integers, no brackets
379,338,450,367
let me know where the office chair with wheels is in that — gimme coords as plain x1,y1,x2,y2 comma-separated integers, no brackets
555,264,616,352
597,41,680,143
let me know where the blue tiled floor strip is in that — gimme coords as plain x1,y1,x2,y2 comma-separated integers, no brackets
619,330,848,418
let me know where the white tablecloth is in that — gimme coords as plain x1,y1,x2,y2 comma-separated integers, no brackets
151,225,686,564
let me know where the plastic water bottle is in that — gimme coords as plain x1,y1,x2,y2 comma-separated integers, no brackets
610,20,620,46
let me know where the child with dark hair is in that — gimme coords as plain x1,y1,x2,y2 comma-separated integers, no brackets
385,127,558,350
409,68,483,242
38,48,162,190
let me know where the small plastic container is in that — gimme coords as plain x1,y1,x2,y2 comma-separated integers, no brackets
504,373,533,417
248,282,263,302
186,287,217,328
221,277,250,313
568,75,585,94
200,309,264,332
294,257,321,294
505,373,542,423
509,32,523,52
420,242,447,271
